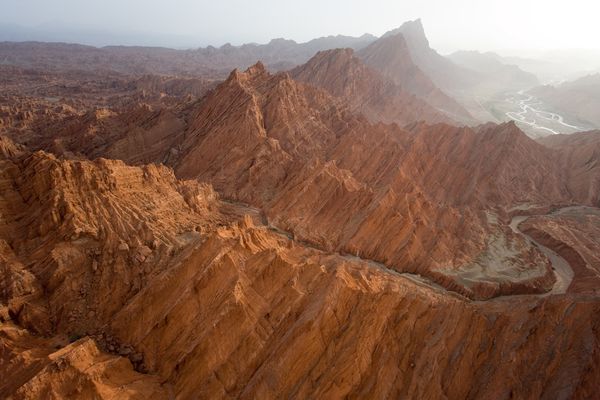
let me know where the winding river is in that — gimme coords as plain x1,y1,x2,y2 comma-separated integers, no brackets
509,213,574,295
505,90,582,135
224,200,575,299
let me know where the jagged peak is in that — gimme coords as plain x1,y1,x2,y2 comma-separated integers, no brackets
245,61,268,76
403,18,424,31
476,121,538,147
399,19,425,37
501,120,533,140
382,19,429,47
498,120,523,134
225,61,269,85
0,135,26,159
226,68,242,82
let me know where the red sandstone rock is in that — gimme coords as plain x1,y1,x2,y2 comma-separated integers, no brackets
0,41,600,399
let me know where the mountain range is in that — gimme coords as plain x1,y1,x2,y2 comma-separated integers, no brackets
1,18,600,399
1,20,542,125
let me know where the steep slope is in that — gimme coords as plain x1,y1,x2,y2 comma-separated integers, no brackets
0,146,224,337
538,130,600,206
5,63,591,299
168,64,595,299
402,121,569,206
290,48,453,125
0,324,167,399
357,33,473,123
109,218,600,399
2,190,599,398
0,143,599,398
382,19,477,92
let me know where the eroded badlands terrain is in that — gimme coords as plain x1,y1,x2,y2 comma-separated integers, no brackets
1,27,600,399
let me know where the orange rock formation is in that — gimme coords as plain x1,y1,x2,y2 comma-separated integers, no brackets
0,40,599,399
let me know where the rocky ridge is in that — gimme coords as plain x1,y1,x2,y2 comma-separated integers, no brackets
0,141,599,398
290,48,453,125
1,32,600,399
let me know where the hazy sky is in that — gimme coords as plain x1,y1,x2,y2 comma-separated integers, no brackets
2,0,600,52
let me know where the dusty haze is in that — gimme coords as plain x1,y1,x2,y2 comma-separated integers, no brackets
2,0,600,54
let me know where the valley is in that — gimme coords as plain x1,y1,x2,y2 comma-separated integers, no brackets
472,89,591,138
505,91,585,136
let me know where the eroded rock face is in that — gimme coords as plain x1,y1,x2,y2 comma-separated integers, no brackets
0,323,167,399
0,146,223,336
104,217,600,399
168,65,595,299
538,131,600,206
0,133,599,398
0,146,598,398
5,64,587,299
1,46,600,398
